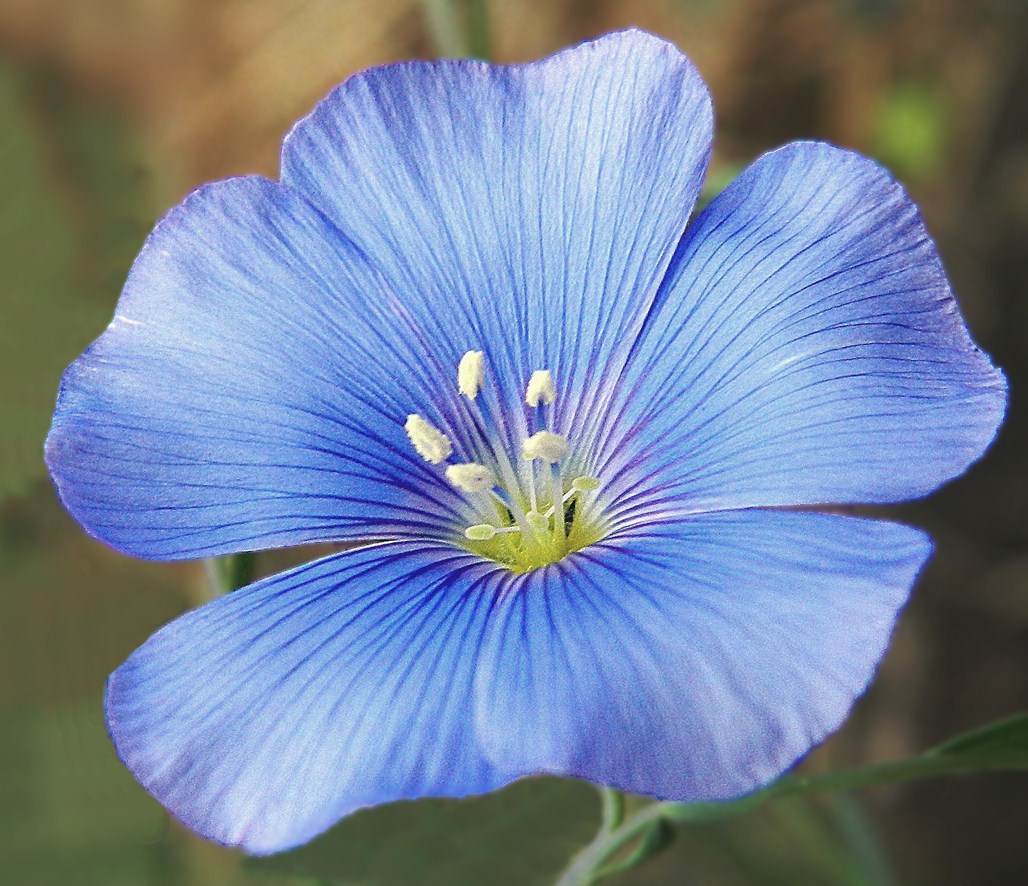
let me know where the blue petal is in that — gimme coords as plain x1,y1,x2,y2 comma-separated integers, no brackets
601,142,1005,519
107,511,927,851
105,542,510,855
281,30,712,416
45,177,472,559
476,510,930,801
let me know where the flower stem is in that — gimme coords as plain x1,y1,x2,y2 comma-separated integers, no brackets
600,787,625,833
465,0,491,59
553,797,667,886
202,552,256,600
554,709,1028,883
829,794,893,885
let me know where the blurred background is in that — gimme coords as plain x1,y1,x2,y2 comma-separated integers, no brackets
1,0,1026,883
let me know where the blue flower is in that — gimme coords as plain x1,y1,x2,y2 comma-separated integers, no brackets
45,30,1005,855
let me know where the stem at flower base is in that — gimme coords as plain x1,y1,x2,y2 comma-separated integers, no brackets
600,787,625,833
202,552,256,600
553,798,668,886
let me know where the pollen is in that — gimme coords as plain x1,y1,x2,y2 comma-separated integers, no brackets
525,370,557,407
458,350,485,400
404,414,452,464
522,430,568,463
445,462,496,493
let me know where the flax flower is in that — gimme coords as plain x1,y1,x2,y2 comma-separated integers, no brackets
45,31,1005,854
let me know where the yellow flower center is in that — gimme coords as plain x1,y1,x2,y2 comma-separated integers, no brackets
404,351,604,573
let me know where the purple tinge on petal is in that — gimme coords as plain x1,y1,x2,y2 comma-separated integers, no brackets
598,141,1005,522
45,176,469,561
281,29,713,421
476,510,930,801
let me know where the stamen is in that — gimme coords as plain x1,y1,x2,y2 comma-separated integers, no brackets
465,523,519,541
522,430,568,463
541,476,602,519
487,487,536,540
457,361,525,499
549,462,566,551
404,355,604,572
526,511,549,532
445,462,496,493
525,370,557,407
458,350,485,400
405,414,452,463
526,459,539,512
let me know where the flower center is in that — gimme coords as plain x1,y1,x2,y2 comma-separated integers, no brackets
404,351,605,573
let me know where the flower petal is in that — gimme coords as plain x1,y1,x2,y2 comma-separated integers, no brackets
476,510,929,801
45,176,471,559
105,542,510,855
281,30,712,413
602,142,1005,519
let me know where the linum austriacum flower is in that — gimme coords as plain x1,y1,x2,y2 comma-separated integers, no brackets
45,29,1005,864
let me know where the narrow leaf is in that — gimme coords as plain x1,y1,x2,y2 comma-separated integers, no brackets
665,712,1028,823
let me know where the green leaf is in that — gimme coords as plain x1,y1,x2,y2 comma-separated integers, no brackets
250,778,599,886
557,715,1027,884
665,712,1028,824
928,711,1028,765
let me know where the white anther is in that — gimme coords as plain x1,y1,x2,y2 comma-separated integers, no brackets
458,350,485,400
522,430,568,463
525,370,557,407
571,476,601,492
445,462,496,493
465,523,519,541
465,524,497,541
405,414,452,464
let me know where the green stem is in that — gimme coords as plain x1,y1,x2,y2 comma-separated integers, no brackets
554,801,666,886
419,0,468,58
829,794,893,886
599,787,625,833
665,744,1028,826
202,552,256,599
466,0,491,59
553,712,1028,885
418,0,490,59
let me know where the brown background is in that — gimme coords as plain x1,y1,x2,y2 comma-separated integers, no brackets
1,1,1026,883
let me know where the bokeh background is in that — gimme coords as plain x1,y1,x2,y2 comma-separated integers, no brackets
2,0,1026,883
